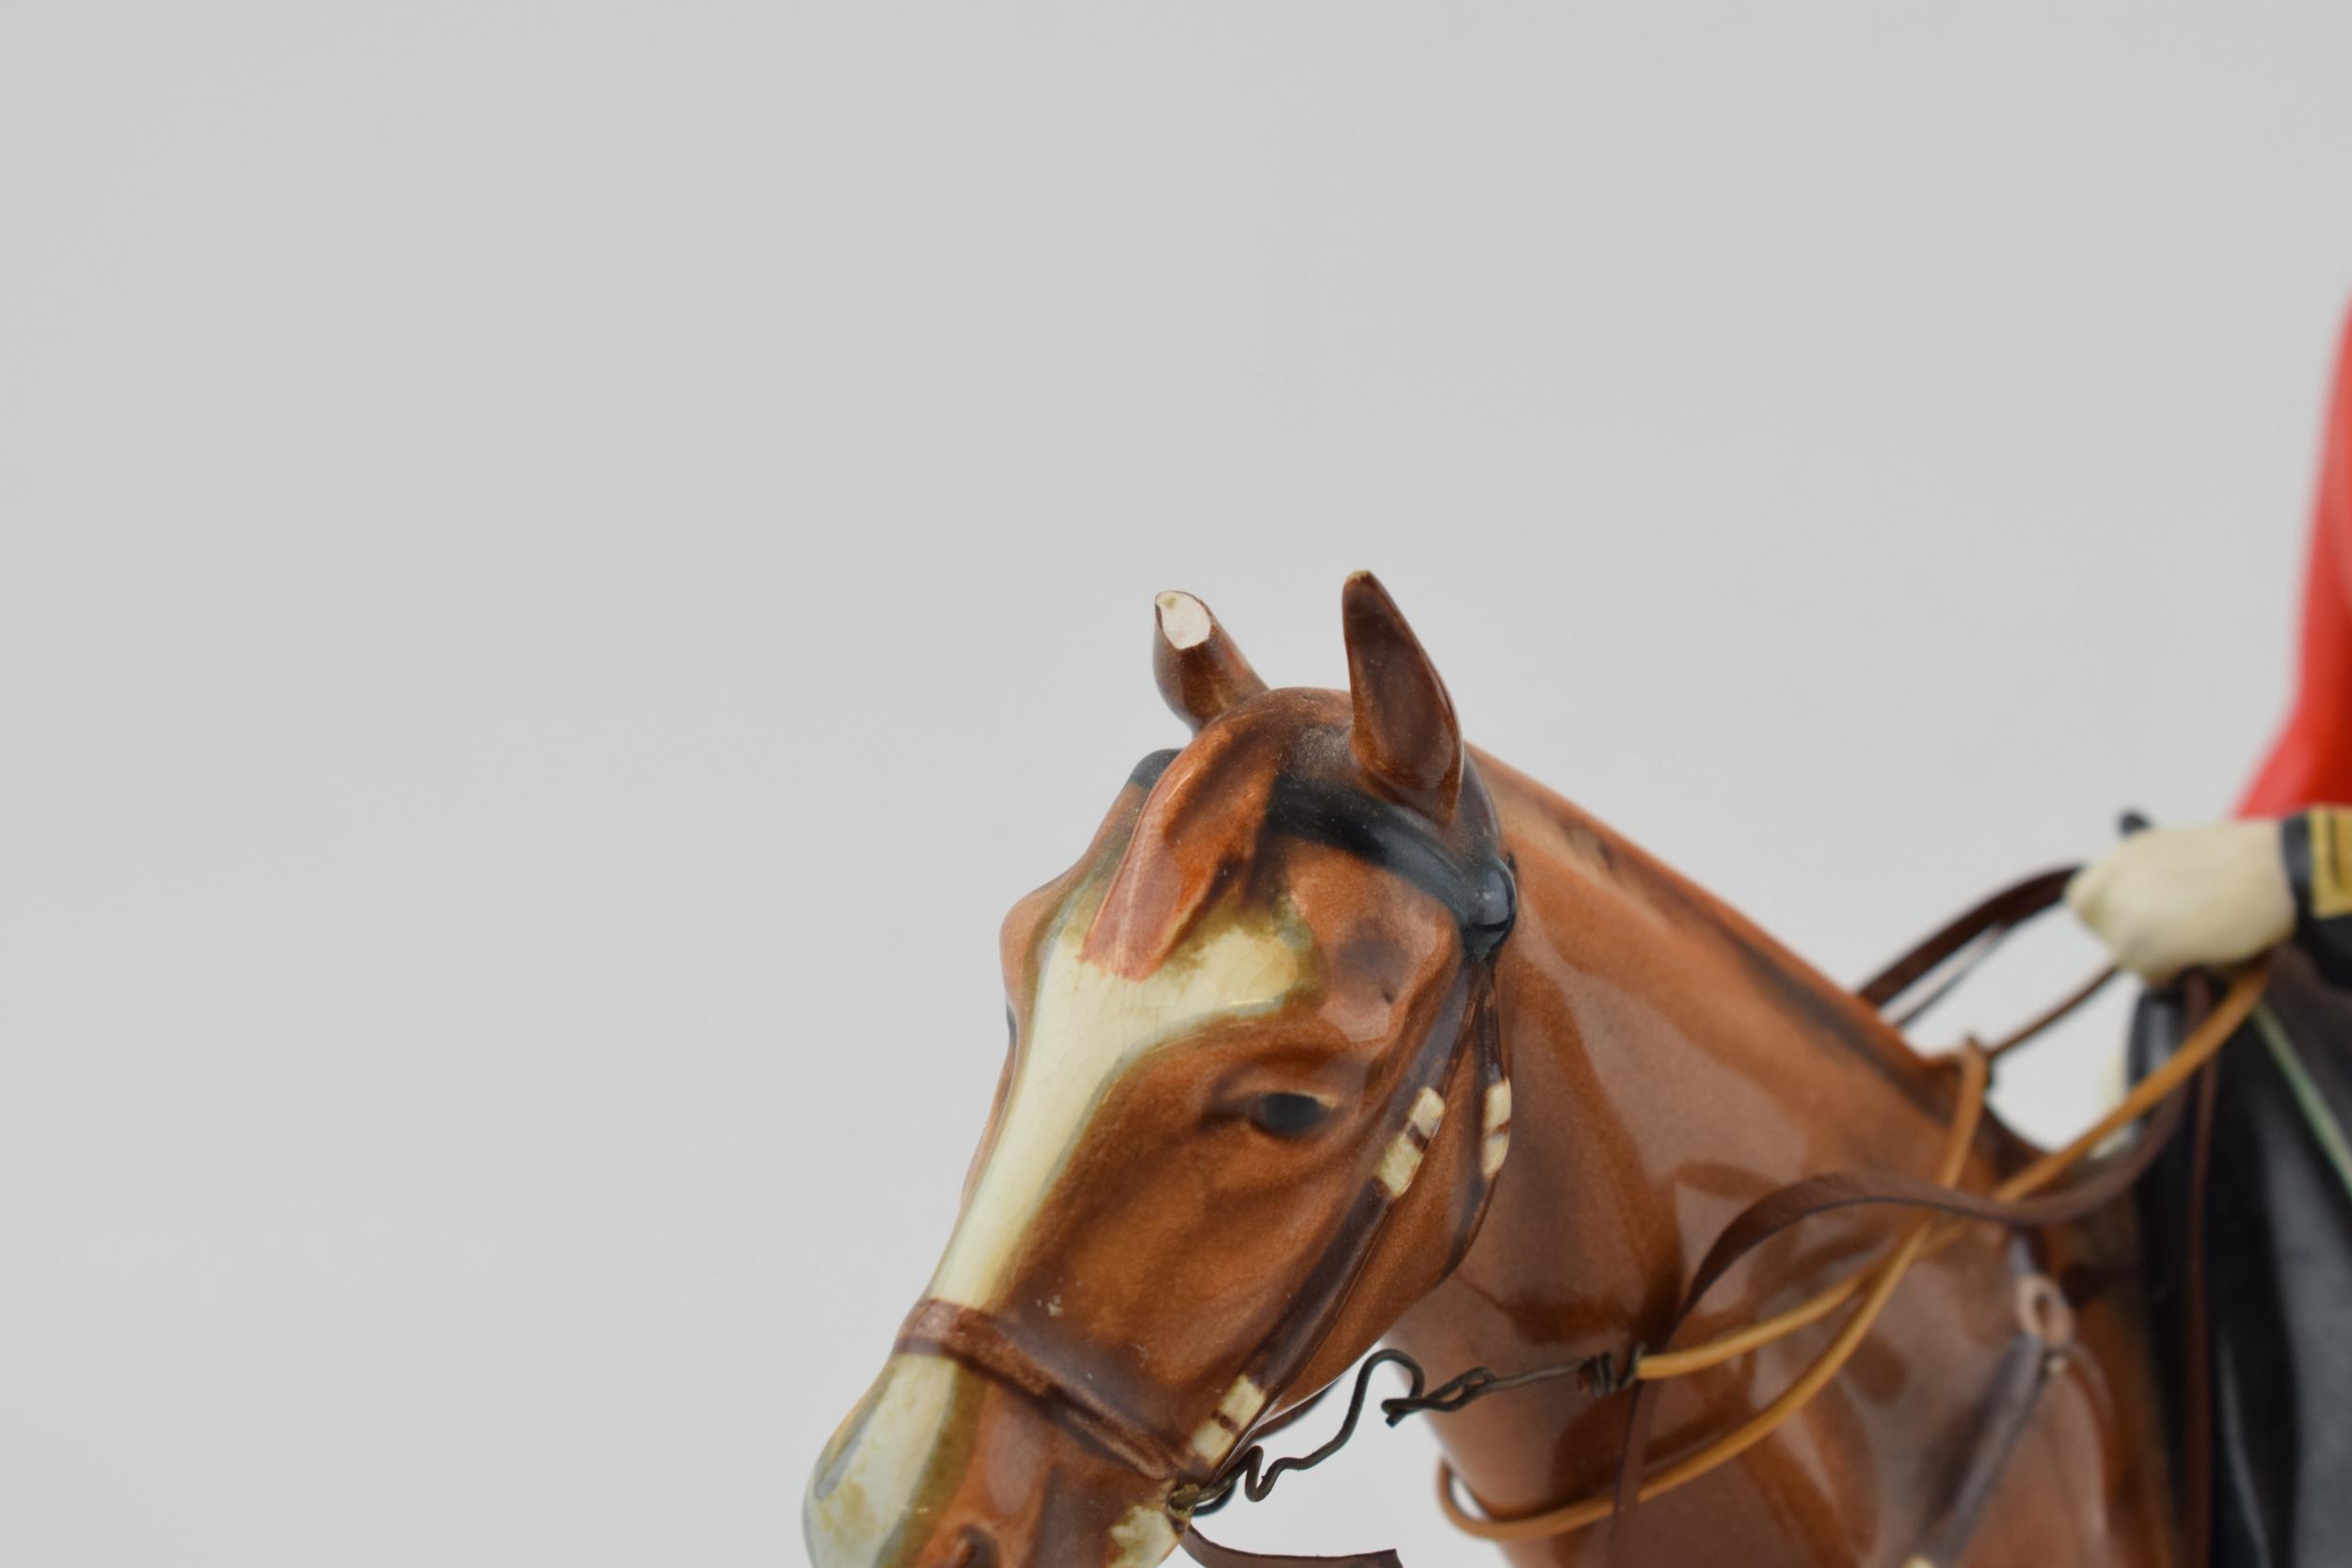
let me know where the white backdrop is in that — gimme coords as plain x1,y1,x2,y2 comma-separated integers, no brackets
5,7,2348,1565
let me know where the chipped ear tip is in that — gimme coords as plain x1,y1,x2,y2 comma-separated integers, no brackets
1154,590,1212,650
1151,590,1264,726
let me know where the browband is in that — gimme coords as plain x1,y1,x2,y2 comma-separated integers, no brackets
1264,770,1517,965
1124,744,1518,968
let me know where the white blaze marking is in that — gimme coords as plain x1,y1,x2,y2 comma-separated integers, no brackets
1407,1086,1445,1137
809,879,1310,1568
927,884,1312,1309
803,1354,963,1567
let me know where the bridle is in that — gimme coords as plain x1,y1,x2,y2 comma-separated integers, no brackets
893,761,1520,1504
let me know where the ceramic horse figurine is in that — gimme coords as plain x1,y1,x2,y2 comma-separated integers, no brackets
803,575,2179,1568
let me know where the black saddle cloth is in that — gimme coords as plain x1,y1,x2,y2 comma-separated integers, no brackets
2132,944,2352,1568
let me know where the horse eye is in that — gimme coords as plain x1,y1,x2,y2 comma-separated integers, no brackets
1248,1092,1332,1139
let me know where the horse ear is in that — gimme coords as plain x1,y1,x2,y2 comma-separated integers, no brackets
1342,571,1463,819
1153,590,1266,731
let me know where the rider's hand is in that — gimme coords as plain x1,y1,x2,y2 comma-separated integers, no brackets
2066,819,2295,983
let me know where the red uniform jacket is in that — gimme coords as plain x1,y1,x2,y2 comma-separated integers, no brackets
2242,308,2352,816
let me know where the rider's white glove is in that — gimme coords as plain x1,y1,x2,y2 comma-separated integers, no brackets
2066,820,2295,983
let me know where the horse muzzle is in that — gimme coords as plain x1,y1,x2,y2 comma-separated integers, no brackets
804,1352,1185,1568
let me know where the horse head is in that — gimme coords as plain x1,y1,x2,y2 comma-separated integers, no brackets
805,574,1518,1568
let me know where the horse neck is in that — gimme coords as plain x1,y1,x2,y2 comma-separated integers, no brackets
1477,752,1962,1241
1386,754,1986,1526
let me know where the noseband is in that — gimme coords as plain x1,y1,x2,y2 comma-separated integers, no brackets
893,765,1518,1497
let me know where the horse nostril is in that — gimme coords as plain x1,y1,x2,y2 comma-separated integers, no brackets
943,1525,998,1568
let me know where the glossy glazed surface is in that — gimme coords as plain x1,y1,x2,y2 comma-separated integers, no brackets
806,579,2179,1568
1388,751,2176,1565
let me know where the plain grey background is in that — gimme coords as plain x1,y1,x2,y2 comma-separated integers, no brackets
6,6,2349,1564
